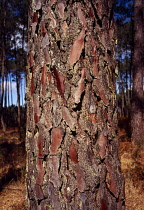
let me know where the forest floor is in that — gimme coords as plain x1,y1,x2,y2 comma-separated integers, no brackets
118,117,144,210
0,118,144,209
0,128,26,209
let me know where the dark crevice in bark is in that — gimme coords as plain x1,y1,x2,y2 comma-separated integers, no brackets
119,199,125,206
58,153,62,173
59,181,63,194
66,153,69,170
60,127,66,145
93,131,99,145
51,3,56,12
109,6,114,28
100,158,105,163
108,139,113,144
96,95,101,102
81,48,85,59
91,183,100,193
107,49,112,55
105,181,117,199
57,40,61,49
49,127,53,138
90,1,102,27
67,72,73,80
73,91,85,112
38,199,42,205
71,130,77,136
72,0,83,4
66,16,71,27
35,124,39,133
35,9,42,35
92,19,96,29
43,155,48,161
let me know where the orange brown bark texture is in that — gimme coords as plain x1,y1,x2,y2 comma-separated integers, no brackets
26,0,125,209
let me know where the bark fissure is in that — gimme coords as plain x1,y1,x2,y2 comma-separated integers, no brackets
26,0,125,209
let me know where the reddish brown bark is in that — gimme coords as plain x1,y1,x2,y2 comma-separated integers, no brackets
131,0,144,144
26,0,125,209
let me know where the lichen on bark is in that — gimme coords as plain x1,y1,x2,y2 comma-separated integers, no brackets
26,0,125,209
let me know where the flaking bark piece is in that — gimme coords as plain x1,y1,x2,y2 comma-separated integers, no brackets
62,107,76,130
76,165,85,192
37,133,44,158
50,127,64,154
31,68,35,95
53,67,65,97
62,21,68,36
77,7,86,28
33,94,40,124
35,184,44,200
29,53,34,68
49,156,61,188
36,158,45,185
44,48,51,64
35,0,41,10
58,2,65,19
97,133,107,159
74,69,86,104
69,28,85,66
41,66,47,85
33,12,38,23
69,142,78,164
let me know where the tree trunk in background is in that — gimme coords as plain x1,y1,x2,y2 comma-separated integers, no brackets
14,35,21,128
131,0,144,144
16,71,21,127
0,48,6,131
0,0,6,131
16,72,21,128
10,74,13,105
26,0,125,209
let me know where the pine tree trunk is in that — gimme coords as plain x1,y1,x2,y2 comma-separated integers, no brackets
26,0,125,209
16,72,21,128
0,1,6,131
0,48,6,131
131,0,144,144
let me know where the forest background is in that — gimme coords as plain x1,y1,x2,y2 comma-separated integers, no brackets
0,0,144,209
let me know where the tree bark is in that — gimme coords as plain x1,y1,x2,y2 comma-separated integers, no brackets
26,0,125,209
131,0,144,144
0,0,6,131
0,47,6,131
16,71,21,127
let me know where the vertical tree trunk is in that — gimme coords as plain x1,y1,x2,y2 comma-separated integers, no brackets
10,74,13,105
26,0,125,209
0,48,6,131
16,72,21,127
14,35,21,128
7,75,10,107
4,74,8,107
0,0,6,131
131,0,144,144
